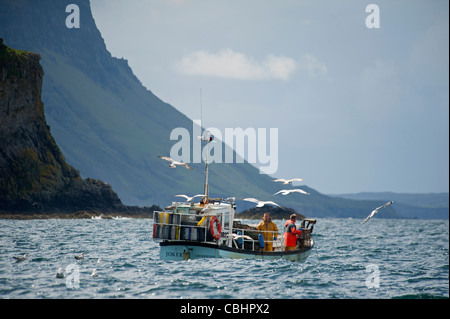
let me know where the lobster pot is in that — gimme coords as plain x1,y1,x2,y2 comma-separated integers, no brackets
160,225,169,239
180,220,196,241
157,212,168,225
298,228,312,248
190,227,198,241
175,226,180,239
180,226,193,240
197,227,206,242
152,224,159,238
156,212,170,239
172,213,181,225
180,226,199,241
180,226,188,240
169,226,180,240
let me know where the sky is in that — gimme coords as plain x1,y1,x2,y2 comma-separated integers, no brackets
89,0,449,195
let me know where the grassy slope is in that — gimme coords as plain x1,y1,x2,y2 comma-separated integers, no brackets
39,49,282,208
0,0,411,219
40,48,391,218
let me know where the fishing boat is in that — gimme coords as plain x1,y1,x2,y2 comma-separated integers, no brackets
152,131,316,262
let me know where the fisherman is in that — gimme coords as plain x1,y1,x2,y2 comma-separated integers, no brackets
284,214,302,251
256,212,278,252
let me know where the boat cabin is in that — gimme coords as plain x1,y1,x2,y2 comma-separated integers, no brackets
153,199,316,253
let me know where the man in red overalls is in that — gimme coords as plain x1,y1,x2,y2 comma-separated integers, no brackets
284,214,302,251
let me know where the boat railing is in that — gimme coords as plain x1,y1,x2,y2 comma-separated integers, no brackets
225,229,285,251
152,210,218,243
153,210,315,252
232,218,316,251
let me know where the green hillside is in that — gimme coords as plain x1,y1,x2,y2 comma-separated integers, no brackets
0,0,407,219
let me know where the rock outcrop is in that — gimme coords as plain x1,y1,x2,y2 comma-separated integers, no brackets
236,205,306,220
0,39,132,215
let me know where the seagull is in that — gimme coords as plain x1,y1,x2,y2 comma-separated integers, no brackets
74,253,85,260
200,206,211,214
158,156,193,169
13,254,28,262
200,205,224,214
174,194,204,202
273,178,304,185
223,197,237,204
274,189,310,196
91,269,98,277
362,201,394,224
56,268,64,278
243,198,280,208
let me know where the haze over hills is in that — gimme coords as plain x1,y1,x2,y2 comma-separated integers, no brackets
331,192,449,220
1,0,447,219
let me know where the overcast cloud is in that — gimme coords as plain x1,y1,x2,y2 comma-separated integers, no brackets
176,49,298,81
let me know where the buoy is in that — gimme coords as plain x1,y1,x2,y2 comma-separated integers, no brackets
258,233,265,249
237,230,243,248
209,216,222,240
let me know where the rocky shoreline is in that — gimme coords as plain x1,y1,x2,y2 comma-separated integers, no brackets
0,206,160,220
0,40,156,218
236,205,306,220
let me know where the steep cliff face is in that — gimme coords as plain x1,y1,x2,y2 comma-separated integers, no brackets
0,0,275,208
0,1,403,218
0,39,123,214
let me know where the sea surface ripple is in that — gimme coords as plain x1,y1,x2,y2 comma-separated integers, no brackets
0,218,448,299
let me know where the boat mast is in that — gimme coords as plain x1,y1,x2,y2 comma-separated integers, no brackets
204,140,209,203
200,88,209,203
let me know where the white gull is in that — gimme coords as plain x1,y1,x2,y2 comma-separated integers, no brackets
243,198,280,208
273,178,304,185
158,156,193,169
274,189,310,196
56,268,64,278
174,194,204,202
74,253,85,260
362,201,394,224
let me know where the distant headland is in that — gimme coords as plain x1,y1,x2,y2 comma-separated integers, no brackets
0,39,158,219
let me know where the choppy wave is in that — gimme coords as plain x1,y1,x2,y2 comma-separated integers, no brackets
0,218,448,299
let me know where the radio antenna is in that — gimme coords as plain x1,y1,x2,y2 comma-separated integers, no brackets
200,88,203,132
199,88,210,202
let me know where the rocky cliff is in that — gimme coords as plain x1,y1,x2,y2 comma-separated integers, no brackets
0,0,406,219
0,39,135,216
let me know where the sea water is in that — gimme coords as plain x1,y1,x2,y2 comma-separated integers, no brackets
0,218,448,299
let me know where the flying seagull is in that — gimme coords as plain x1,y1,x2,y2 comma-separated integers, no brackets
175,194,204,202
274,189,310,196
158,156,193,169
273,178,304,185
362,201,394,224
74,253,85,260
223,197,237,204
243,198,280,208
13,254,28,262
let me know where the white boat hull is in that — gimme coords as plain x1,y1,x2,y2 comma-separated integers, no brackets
160,240,313,263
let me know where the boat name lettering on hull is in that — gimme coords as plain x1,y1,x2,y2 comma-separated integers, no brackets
165,252,183,257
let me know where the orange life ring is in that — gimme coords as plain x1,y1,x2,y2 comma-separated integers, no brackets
209,216,222,240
